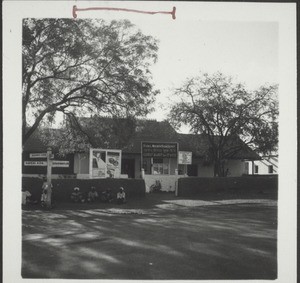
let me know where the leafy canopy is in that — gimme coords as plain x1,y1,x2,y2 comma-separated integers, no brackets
169,72,278,176
22,18,159,146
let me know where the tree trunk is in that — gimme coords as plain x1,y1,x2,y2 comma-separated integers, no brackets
213,158,225,177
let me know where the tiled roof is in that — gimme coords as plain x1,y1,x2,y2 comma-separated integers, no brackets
23,119,260,160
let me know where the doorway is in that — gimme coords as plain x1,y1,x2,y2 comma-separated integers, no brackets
121,159,135,178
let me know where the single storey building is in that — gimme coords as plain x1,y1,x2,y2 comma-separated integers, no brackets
23,118,259,191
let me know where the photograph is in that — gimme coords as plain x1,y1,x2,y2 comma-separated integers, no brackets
3,1,297,282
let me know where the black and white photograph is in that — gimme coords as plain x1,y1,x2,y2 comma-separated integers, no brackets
3,1,297,282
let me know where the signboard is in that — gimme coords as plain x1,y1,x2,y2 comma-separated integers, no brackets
52,161,69,167
24,160,69,167
142,142,178,158
30,153,47,158
24,161,47,166
90,148,122,178
178,151,192,165
30,153,54,159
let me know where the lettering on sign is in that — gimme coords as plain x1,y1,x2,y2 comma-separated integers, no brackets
24,160,69,167
30,153,47,158
142,142,178,158
30,153,54,159
52,161,69,167
24,161,47,166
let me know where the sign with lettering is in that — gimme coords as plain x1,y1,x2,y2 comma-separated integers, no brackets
178,151,192,165
52,161,69,167
30,153,47,158
24,161,47,166
30,153,54,159
24,160,69,167
142,142,178,158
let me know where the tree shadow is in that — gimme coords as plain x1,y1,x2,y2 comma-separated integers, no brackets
22,195,277,279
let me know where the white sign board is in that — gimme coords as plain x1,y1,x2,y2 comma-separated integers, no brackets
24,160,69,167
52,161,69,167
29,153,54,159
178,151,192,165
30,153,47,158
24,161,47,166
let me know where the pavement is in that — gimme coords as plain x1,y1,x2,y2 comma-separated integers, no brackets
22,193,277,279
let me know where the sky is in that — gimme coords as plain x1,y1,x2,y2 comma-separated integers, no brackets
80,3,279,123
48,3,279,131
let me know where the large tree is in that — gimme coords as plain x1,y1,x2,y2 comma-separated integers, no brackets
169,72,278,177
22,18,159,146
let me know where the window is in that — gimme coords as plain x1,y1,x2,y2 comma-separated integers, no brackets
268,165,273,174
254,165,259,174
152,158,169,175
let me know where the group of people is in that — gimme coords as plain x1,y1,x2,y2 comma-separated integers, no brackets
22,177,127,208
22,178,53,208
71,186,126,205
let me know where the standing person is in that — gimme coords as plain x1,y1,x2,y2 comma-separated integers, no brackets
41,177,53,208
117,187,126,205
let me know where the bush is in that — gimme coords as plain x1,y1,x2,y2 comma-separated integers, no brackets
22,177,146,202
177,175,278,197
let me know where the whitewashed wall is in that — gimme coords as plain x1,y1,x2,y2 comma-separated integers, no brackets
247,156,278,175
74,153,89,174
197,160,246,177
144,175,181,192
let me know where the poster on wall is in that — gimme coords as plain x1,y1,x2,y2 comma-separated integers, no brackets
107,151,121,178
90,148,122,178
91,150,106,178
178,151,192,165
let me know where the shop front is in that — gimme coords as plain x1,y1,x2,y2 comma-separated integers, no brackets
140,141,192,192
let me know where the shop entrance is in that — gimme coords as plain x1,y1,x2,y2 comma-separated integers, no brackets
121,159,135,178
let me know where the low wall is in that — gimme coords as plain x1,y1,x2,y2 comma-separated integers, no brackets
177,175,278,197
22,177,146,202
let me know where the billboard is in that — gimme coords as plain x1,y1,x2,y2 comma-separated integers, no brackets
90,148,121,178
142,142,178,158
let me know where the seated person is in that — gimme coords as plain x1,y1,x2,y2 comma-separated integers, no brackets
101,188,113,203
117,187,126,204
71,187,83,203
22,188,33,205
87,186,99,202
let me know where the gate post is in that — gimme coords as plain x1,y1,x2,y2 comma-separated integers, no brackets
46,147,53,208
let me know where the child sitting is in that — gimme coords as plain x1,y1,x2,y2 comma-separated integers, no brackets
117,187,126,205
87,186,99,203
